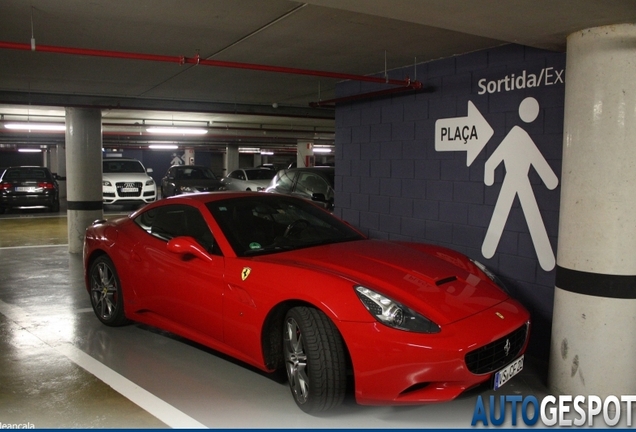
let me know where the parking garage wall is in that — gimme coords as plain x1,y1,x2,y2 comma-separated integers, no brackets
334,44,565,361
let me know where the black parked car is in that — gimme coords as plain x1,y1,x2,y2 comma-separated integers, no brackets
266,167,334,210
0,166,60,213
160,165,223,197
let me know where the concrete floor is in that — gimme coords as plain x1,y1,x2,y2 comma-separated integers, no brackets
0,204,553,428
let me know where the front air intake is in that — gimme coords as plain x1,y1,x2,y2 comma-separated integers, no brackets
464,323,528,374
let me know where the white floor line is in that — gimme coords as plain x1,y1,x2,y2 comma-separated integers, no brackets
0,299,207,429
0,244,68,250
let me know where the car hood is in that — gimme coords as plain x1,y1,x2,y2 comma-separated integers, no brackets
103,172,152,182
262,239,509,326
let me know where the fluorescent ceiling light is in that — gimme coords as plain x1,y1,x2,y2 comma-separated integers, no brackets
239,147,260,153
313,147,332,153
260,151,274,155
146,127,207,135
18,148,42,153
149,144,179,150
5,123,65,131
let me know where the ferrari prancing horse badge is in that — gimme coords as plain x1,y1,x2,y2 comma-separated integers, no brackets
241,267,251,281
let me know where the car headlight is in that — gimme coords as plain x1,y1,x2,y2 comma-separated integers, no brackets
470,259,510,294
354,286,440,333
102,180,112,187
146,179,155,186
179,185,194,192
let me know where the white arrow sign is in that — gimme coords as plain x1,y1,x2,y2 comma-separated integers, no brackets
435,101,494,166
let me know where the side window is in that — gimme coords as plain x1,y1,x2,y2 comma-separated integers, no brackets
274,170,297,193
134,205,220,255
297,173,329,196
229,170,240,179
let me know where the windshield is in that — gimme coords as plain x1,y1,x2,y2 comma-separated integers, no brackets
207,195,364,257
175,167,216,180
245,169,276,181
103,160,146,173
3,167,52,181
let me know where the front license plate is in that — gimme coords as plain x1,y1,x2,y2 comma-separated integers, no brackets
493,355,524,390
120,187,139,193
15,186,36,192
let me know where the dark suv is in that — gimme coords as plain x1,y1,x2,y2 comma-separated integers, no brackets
0,166,60,213
266,167,334,210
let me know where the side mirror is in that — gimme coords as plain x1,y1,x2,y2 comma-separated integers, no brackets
166,236,213,262
312,193,334,211
311,192,326,202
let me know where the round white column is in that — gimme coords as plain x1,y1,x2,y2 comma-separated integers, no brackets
549,24,636,397
297,140,314,167
65,108,103,253
224,144,239,176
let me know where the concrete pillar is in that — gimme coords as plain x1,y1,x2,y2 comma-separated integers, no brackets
65,108,103,253
253,153,262,167
549,24,636,397
297,140,314,167
184,148,195,165
224,144,239,176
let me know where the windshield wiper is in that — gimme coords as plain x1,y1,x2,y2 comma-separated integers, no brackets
243,244,296,256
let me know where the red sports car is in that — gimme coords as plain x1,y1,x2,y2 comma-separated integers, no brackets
83,192,530,413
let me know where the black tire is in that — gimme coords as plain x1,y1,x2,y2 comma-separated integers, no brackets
283,306,346,413
88,255,130,326
50,199,60,212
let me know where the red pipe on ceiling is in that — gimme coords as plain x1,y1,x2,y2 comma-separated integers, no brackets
0,41,422,89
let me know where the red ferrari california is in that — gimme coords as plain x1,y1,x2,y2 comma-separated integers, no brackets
83,192,530,413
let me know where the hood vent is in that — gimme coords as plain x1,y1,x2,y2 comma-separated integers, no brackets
435,276,457,286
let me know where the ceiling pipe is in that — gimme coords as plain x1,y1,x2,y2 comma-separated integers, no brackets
310,83,435,108
0,41,423,90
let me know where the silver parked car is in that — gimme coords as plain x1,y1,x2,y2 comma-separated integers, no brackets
266,167,334,210
221,168,276,191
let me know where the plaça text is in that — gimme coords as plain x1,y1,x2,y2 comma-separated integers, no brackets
471,394,636,427
439,125,478,145
477,67,564,95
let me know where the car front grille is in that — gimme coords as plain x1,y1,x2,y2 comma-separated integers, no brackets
465,323,528,375
116,182,142,197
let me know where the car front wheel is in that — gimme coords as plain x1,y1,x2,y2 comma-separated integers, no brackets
283,306,346,413
89,255,130,326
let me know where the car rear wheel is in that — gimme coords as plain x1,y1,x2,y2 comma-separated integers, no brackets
283,307,346,413
89,255,130,326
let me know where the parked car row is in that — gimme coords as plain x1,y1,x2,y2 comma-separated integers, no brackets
0,160,334,214
155,163,335,210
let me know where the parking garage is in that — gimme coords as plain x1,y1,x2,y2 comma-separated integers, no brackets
1,1,636,428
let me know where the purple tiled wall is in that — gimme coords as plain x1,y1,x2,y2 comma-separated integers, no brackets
334,44,566,361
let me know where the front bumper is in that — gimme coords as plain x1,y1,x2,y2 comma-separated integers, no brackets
103,184,156,205
338,299,530,405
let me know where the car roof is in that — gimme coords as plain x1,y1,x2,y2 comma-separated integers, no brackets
103,158,143,163
158,191,296,206
5,165,51,169
288,166,334,172
172,165,208,169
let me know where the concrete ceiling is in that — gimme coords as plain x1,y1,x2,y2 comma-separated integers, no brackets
0,0,634,150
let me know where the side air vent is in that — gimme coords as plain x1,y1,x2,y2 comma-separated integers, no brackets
435,276,457,286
